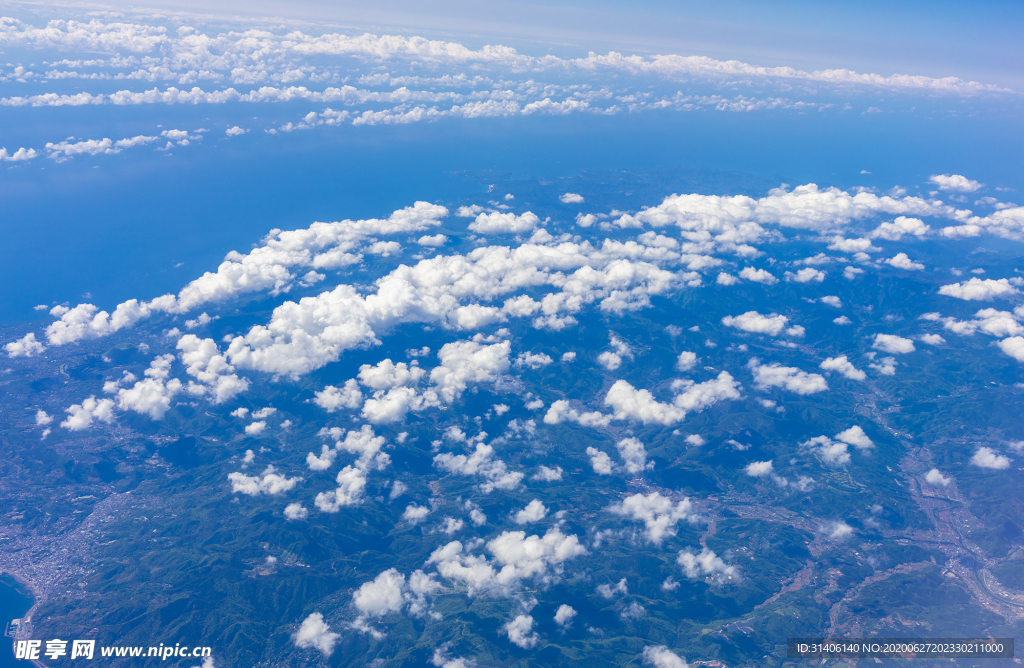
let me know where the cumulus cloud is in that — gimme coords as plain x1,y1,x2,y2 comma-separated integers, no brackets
749,360,827,394
596,578,628,599
504,615,538,649
819,355,866,381
61,395,115,430
722,311,790,336
802,436,850,466
468,211,540,233
835,426,873,449
925,468,951,486
829,521,854,539
284,503,308,520
739,267,777,284
642,645,689,668
559,193,584,204
676,351,698,371
516,351,554,369
514,499,548,524
872,334,915,354
870,216,931,240
939,278,1020,301
998,337,1024,362
314,379,363,411
971,447,1010,470
5,332,45,357
929,174,982,193
616,437,653,474
532,465,563,481
677,547,736,582
434,442,523,493
886,252,925,271
586,447,614,475
554,604,576,627
788,268,825,283
228,465,302,495
428,526,587,595
745,460,774,477
293,613,340,657
603,372,740,425
544,400,612,427
609,492,696,543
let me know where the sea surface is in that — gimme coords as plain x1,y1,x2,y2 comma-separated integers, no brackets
0,576,33,668
0,104,1021,324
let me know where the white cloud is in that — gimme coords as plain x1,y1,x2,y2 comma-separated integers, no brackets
745,460,773,477
929,174,982,193
722,311,789,336
359,359,426,390
920,333,946,345
468,211,540,233
504,615,538,649
925,469,951,486
5,332,45,357
514,499,548,524
971,446,1010,470
678,547,736,582
228,465,302,495
835,426,873,449
829,521,854,539
403,503,431,523
827,237,878,252
434,442,523,493
225,126,248,136
516,351,554,369
554,604,576,627
998,336,1024,362
939,278,1020,301
870,216,931,240
609,492,696,544
61,395,115,430
532,465,563,481
284,503,308,520
869,356,897,375
597,352,622,370
604,372,740,425
428,526,586,595
886,252,924,271
417,234,449,247
642,645,689,668
819,296,842,307
35,410,53,426
544,400,612,427
314,379,363,411
561,351,577,362
617,437,652,474
315,466,368,511
586,447,614,475
116,355,184,419
559,193,584,204
716,272,738,286
802,435,850,466
176,335,249,404
293,613,339,657
819,355,866,381
749,360,827,395
788,268,825,283
245,421,267,435
739,267,777,284
596,578,628,599
676,351,698,371
872,334,915,354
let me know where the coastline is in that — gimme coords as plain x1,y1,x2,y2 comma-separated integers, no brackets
0,570,46,668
